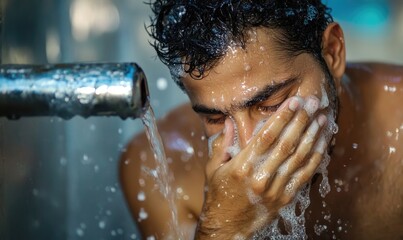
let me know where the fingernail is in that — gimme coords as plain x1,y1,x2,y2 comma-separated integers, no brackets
288,97,300,111
317,114,327,127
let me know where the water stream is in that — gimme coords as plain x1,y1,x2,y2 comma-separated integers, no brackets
141,105,183,239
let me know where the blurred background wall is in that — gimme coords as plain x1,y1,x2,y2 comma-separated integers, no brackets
0,0,402,239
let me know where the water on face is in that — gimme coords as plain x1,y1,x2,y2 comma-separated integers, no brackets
206,93,337,239
141,105,183,239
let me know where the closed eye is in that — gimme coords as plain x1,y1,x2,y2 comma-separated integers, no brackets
205,115,226,125
257,102,283,112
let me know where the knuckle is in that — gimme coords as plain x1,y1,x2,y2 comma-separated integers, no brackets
292,153,307,168
231,165,250,180
277,111,291,123
251,179,266,194
298,172,311,184
261,129,277,145
295,111,309,126
279,140,295,155
265,189,279,202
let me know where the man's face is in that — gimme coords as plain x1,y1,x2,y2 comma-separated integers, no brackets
182,29,336,149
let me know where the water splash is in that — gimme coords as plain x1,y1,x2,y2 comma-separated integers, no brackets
141,105,183,239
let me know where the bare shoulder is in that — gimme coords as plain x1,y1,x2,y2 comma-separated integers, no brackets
119,103,208,238
345,62,403,117
346,62,403,86
346,62,403,235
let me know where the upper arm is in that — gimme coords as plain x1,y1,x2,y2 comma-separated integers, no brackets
119,132,175,239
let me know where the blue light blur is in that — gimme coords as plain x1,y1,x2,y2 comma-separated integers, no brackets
327,0,391,34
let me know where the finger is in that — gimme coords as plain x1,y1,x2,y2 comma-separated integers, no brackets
206,118,235,179
269,114,327,193
283,134,328,196
239,97,303,193
247,96,303,156
253,96,320,188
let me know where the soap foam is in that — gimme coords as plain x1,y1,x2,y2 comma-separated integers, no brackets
207,93,336,239
320,85,330,109
255,94,336,239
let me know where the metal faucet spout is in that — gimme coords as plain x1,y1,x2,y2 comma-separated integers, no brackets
0,63,149,119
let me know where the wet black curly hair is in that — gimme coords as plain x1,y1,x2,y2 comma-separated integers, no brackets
148,0,333,88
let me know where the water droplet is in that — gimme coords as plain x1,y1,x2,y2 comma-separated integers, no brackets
76,228,84,237
384,85,396,92
140,151,147,161
82,154,91,164
156,77,168,90
118,128,123,134
138,178,145,187
99,221,106,229
32,189,39,196
186,146,194,155
137,191,146,201
176,187,183,194
60,157,67,166
139,208,148,220
352,143,358,149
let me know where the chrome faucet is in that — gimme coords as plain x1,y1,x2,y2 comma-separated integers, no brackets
0,63,149,119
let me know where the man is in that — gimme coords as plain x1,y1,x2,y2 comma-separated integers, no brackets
120,0,403,239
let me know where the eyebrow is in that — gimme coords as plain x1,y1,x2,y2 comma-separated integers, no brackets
192,76,299,115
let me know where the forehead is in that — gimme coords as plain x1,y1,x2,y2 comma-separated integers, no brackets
181,29,304,106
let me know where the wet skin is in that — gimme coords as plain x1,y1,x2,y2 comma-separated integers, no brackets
120,24,403,239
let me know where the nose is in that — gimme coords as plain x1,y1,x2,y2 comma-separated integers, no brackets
231,112,258,149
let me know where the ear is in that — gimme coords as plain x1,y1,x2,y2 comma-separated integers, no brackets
321,23,346,80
